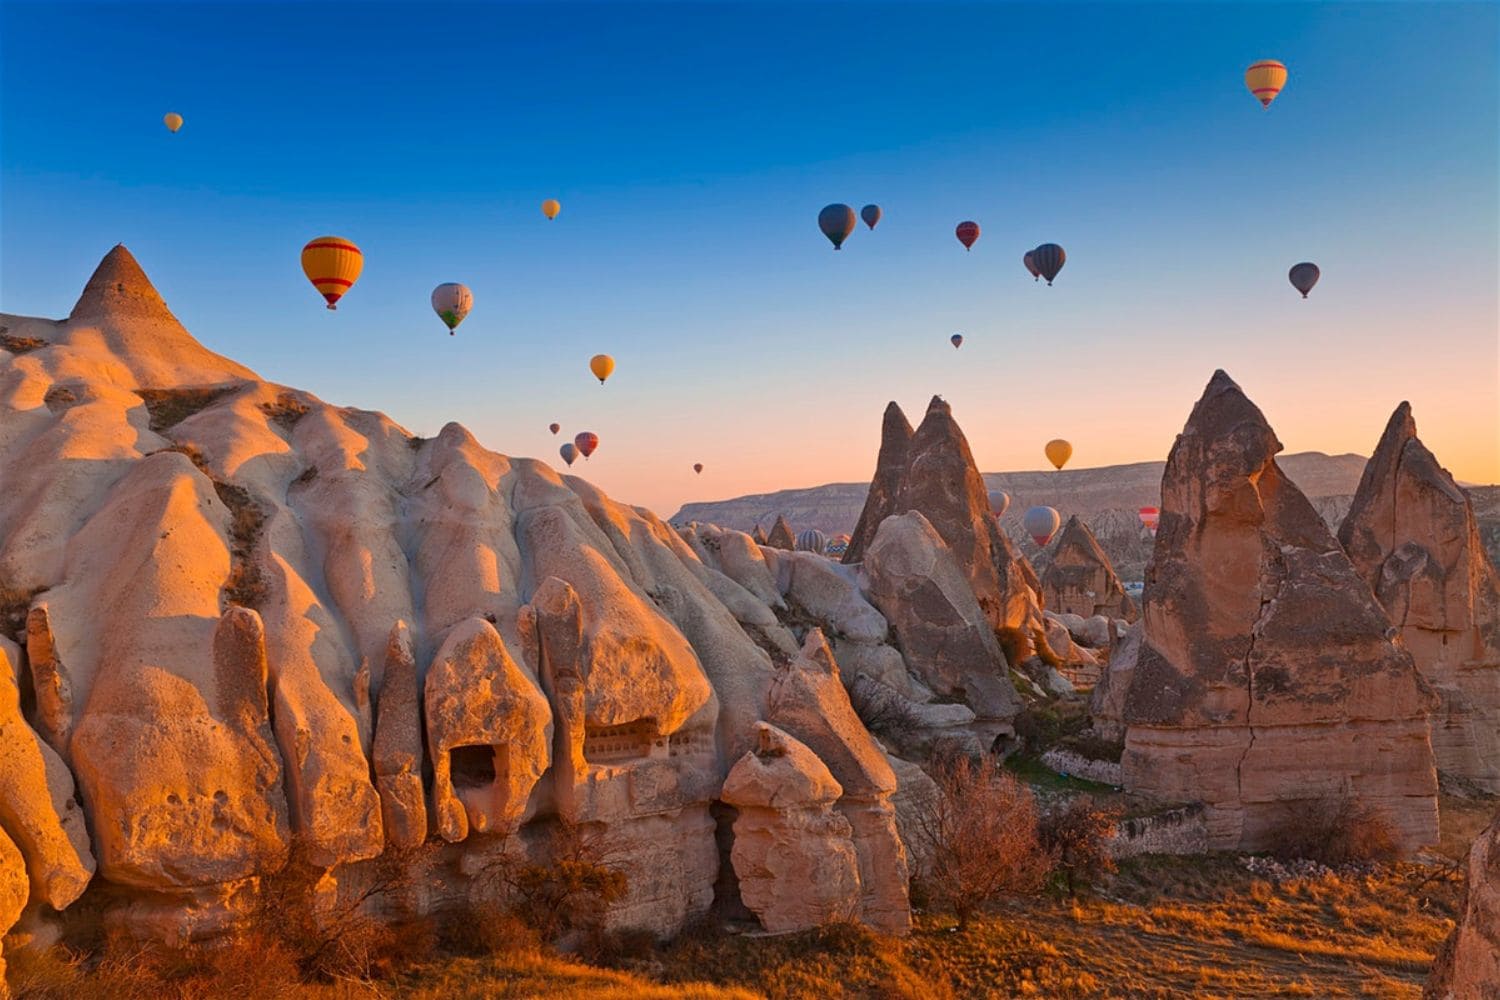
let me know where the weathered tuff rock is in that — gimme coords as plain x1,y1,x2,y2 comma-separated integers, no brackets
765,516,796,551
0,247,916,943
1339,403,1500,792
767,631,910,934
1122,372,1439,853
720,723,861,934
864,512,1022,731
1089,621,1142,744
1041,515,1137,622
844,397,1047,660
1425,807,1500,999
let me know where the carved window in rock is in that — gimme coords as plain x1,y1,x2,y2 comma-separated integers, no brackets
583,718,664,763
668,728,711,758
450,743,507,789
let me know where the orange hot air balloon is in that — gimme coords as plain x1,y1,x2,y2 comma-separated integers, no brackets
1245,59,1288,108
549,423,561,435
542,199,561,220
301,237,363,310
589,354,615,384
693,463,704,474
163,113,184,133
955,221,980,251
574,431,599,459
1044,438,1072,470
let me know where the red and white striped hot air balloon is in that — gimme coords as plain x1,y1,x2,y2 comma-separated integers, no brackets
1138,506,1160,536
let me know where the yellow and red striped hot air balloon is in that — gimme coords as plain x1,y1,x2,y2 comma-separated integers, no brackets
1245,60,1288,108
301,237,363,310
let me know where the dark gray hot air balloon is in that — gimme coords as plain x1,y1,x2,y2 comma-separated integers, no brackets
559,442,578,466
818,204,857,250
1023,251,1040,281
796,528,828,554
1032,243,1066,285
1288,262,1320,298
860,204,882,230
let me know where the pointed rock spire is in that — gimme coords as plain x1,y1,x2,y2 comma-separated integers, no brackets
69,245,182,326
844,402,914,564
766,515,796,551
1041,515,1136,620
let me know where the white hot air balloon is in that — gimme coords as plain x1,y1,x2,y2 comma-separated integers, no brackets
431,282,474,335
1023,505,1061,547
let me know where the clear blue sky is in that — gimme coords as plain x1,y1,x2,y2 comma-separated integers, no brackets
3,1,1496,515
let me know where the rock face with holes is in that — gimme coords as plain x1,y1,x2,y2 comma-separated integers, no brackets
720,723,862,933
1339,403,1500,793
1121,371,1439,853
1426,807,1500,999
0,246,918,946
1041,515,1137,622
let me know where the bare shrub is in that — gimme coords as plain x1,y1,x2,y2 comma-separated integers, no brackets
1039,795,1123,896
849,678,923,748
912,756,1052,929
136,385,237,432
259,392,311,432
0,331,48,354
0,583,42,643
474,820,630,944
1265,796,1402,867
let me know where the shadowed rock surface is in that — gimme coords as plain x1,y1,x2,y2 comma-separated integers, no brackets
1041,515,1137,621
1121,371,1439,853
1425,807,1500,999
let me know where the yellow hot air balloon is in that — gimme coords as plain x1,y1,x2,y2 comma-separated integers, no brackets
1044,438,1072,470
541,199,561,220
163,113,183,133
589,354,615,384
1245,60,1288,108
300,237,363,310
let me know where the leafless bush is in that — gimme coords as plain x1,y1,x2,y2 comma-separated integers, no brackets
1039,796,1123,896
136,386,237,432
473,820,630,945
912,757,1052,929
849,679,924,748
1264,795,1402,867
259,392,311,432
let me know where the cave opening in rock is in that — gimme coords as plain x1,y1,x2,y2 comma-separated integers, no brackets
450,744,497,788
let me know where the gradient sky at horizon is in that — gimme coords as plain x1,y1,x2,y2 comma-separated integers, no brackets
2,0,1496,516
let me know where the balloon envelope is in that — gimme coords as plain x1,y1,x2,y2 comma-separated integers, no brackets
549,423,561,435
693,463,704,474
589,354,615,384
1023,506,1061,547
987,490,1011,519
796,528,828,554
955,221,980,251
818,204,857,250
541,199,561,219
1023,251,1040,280
1138,506,1160,535
574,432,599,458
1044,438,1073,470
163,113,183,132
300,237,363,310
950,333,963,349
430,282,473,334
1033,243,1066,284
1245,59,1288,108
1289,262,1320,298
559,443,578,466
860,204,882,230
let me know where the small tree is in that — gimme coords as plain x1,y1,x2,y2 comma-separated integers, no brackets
1039,796,1123,896
913,757,1051,930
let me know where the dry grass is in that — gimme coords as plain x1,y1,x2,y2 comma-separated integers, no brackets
0,330,48,354
0,583,43,643
260,392,311,432
136,386,238,433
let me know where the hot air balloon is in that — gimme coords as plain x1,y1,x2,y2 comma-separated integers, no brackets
163,113,183,133
589,354,615,384
987,490,1011,519
955,221,980,251
1023,251,1040,281
861,204,882,230
818,204,857,250
549,423,561,435
1032,243,1066,285
826,533,851,558
541,199,561,220
1288,262,1320,298
1138,506,1160,535
1245,59,1288,108
574,431,599,459
301,237,363,310
559,442,578,466
1023,506,1061,547
693,463,704,474
430,282,473,335
1044,438,1072,470
796,528,828,554
950,333,964,349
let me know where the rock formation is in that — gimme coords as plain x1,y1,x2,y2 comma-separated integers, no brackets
1041,515,1137,621
720,723,861,933
1121,371,1439,853
765,516,796,550
843,397,1047,661
1088,621,1141,744
0,246,919,949
1338,403,1500,792
1425,807,1500,999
